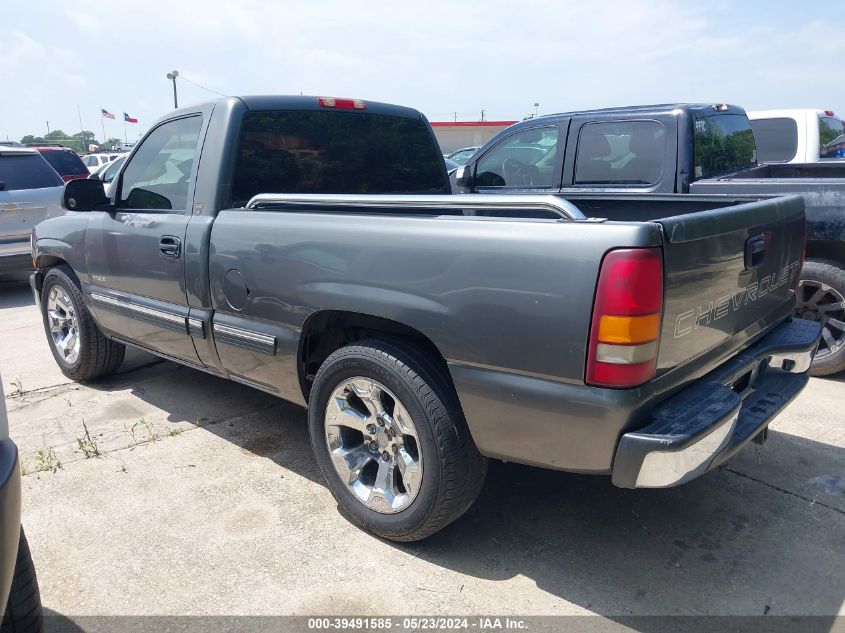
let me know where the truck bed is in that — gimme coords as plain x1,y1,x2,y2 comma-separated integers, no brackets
719,162,845,180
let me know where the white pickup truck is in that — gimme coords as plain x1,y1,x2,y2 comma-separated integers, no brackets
748,109,845,163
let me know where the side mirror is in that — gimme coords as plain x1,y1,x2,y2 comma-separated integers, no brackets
454,165,474,191
63,178,109,212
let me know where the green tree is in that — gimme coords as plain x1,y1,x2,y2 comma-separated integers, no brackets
20,134,46,145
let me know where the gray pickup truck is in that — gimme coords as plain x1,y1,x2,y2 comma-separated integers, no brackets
31,96,821,541
455,103,845,375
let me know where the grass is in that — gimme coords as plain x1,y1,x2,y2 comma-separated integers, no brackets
125,417,159,447
35,448,61,473
9,378,23,398
76,419,100,458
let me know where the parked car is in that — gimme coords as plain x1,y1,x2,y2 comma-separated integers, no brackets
0,374,43,632
0,142,23,148
748,109,845,163
0,147,64,275
89,155,126,196
30,146,88,183
32,95,820,541
455,103,845,375
82,153,122,174
445,146,479,165
443,157,460,173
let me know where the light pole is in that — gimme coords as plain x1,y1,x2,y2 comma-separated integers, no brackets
166,70,179,109
534,102,539,117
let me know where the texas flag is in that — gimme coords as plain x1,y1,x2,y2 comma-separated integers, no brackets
124,113,138,123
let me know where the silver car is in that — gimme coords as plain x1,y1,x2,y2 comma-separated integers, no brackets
0,147,64,274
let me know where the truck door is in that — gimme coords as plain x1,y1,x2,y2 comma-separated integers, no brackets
84,114,205,364
467,120,568,194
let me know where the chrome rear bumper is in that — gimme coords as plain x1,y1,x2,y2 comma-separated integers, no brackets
612,319,821,489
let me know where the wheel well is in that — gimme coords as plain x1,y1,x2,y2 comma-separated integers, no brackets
36,255,66,269
806,239,845,266
298,311,450,401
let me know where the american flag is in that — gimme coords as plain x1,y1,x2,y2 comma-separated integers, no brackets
101,108,116,120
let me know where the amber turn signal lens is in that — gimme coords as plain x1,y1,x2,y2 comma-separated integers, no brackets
597,313,660,345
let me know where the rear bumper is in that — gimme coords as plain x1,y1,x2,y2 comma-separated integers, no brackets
0,439,22,616
612,318,821,488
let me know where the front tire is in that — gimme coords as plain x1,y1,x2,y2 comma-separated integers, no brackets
796,258,845,376
40,265,125,381
1,529,43,633
308,339,487,541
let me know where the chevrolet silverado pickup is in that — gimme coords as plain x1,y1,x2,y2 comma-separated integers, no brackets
455,103,845,375
31,96,820,541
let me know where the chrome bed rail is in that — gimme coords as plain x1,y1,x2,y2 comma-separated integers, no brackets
244,193,586,221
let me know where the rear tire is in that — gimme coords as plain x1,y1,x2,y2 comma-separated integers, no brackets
308,338,487,541
40,265,125,381
1,529,43,633
796,258,845,376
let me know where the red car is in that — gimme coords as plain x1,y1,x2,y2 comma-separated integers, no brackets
30,145,89,182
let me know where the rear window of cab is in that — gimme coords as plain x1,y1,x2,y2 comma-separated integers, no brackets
39,149,87,176
750,117,798,163
230,110,448,206
0,154,63,191
693,114,757,179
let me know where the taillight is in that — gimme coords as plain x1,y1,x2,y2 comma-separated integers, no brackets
317,97,366,110
586,248,663,388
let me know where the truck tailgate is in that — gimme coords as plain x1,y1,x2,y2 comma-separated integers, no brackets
655,195,805,377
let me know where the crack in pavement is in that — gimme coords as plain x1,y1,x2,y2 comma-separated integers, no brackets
726,467,845,516
5,358,169,406
19,401,284,476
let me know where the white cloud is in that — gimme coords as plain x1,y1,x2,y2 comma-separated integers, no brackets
1,0,844,140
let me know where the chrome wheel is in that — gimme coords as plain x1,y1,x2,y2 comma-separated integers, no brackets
324,377,423,514
796,280,845,359
47,285,81,365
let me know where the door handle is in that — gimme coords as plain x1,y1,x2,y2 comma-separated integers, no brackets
744,235,766,270
159,236,182,259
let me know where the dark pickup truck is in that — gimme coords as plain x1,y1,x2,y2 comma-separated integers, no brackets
455,104,845,375
31,96,820,541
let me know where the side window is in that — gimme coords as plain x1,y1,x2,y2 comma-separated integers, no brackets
118,116,202,211
574,121,665,185
819,116,845,159
84,156,98,167
475,127,559,188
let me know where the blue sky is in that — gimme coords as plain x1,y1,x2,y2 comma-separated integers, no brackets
2,0,843,142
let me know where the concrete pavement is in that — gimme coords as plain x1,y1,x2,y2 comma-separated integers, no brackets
1,278,843,620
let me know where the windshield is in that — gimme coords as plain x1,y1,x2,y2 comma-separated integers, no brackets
693,113,757,179
102,156,125,183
